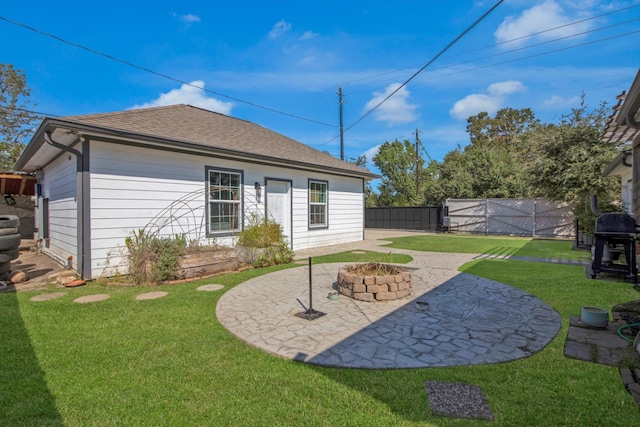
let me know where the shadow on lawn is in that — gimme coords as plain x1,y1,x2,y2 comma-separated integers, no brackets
0,292,63,425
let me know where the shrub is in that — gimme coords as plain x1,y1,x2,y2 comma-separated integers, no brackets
124,230,186,285
236,215,293,267
236,215,283,248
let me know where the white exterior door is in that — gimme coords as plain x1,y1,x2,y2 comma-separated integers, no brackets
266,180,292,246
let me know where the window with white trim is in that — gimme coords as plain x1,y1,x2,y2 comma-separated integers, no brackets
309,180,327,227
207,169,242,233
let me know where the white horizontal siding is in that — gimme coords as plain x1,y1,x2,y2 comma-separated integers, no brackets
90,141,265,277
42,152,78,267
88,140,365,277
289,173,364,251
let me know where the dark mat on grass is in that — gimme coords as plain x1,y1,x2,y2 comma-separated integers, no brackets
425,381,494,421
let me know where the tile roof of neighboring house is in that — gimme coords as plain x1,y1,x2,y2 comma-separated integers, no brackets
602,91,640,144
33,104,377,179
603,69,640,145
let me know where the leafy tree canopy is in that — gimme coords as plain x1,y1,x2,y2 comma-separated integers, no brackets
466,107,540,153
527,100,619,204
0,64,39,172
372,139,436,206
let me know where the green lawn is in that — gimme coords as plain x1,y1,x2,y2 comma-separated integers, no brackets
2,238,639,426
384,233,590,261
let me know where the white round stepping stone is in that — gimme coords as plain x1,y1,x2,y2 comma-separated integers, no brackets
74,294,110,303
197,284,224,292
30,292,67,302
136,291,168,300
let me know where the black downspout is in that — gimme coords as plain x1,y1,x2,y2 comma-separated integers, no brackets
44,131,87,279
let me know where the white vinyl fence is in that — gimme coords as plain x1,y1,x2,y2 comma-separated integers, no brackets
444,198,574,238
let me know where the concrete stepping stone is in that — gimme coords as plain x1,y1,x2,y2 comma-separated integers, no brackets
425,381,494,421
136,291,168,300
30,292,67,302
197,284,224,292
74,294,110,304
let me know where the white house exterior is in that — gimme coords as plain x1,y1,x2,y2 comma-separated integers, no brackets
15,105,377,279
603,70,640,217
603,149,633,214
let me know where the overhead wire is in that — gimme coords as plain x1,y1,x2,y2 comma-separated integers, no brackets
314,0,505,148
414,29,640,84
344,0,505,133
1,106,51,117
313,6,639,149
342,13,640,90
444,3,640,59
2,3,638,155
0,15,337,128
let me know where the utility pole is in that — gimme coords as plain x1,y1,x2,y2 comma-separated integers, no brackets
415,128,421,198
338,86,344,160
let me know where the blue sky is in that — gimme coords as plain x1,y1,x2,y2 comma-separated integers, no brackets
1,0,639,178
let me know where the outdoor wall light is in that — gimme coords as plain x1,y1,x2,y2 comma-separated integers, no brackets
254,182,262,201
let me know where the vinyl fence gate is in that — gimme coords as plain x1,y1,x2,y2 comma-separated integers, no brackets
444,198,574,238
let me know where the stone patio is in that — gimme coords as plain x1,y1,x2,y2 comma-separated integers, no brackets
563,313,640,407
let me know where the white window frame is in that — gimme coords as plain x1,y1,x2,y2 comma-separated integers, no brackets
206,167,243,235
308,179,328,229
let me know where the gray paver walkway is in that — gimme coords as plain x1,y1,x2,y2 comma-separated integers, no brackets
217,231,562,369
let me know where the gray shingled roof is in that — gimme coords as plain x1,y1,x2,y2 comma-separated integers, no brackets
59,104,376,179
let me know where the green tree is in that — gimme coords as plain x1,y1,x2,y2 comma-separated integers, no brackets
373,139,433,206
0,64,39,172
429,108,541,204
430,143,534,204
527,100,620,232
466,107,540,153
528,101,618,203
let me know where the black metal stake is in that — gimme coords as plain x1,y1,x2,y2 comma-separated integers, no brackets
295,256,326,321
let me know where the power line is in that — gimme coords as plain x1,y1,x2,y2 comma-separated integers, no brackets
446,3,640,59
0,15,337,128
314,0,505,148
343,11,640,90
1,105,49,117
343,0,505,134
415,29,640,84
313,26,638,150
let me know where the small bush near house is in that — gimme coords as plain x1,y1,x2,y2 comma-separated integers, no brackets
236,216,293,267
125,230,187,285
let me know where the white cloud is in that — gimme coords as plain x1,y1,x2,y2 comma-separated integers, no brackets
487,80,525,95
364,83,418,125
300,30,318,40
131,80,234,115
450,94,502,120
449,80,525,120
362,144,381,163
494,0,592,46
180,14,201,24
543,94,582,106
269,20,292,39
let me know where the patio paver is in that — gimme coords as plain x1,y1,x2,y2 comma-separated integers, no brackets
217,234,562,369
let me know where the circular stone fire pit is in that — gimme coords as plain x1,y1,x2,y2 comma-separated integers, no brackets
337,263,412,302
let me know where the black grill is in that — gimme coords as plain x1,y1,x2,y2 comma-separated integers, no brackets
591,213,638,282
595,213,638,235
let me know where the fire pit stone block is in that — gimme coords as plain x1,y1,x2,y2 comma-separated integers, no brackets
337,264,412,302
